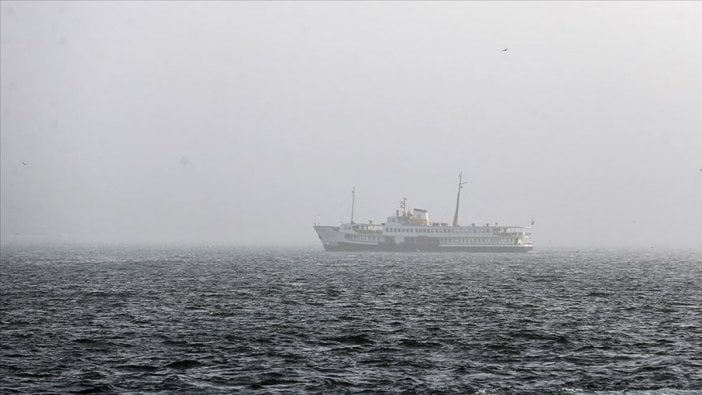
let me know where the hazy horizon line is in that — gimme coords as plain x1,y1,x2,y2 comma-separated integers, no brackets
1,241,700,254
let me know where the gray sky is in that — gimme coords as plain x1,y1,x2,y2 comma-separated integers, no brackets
1,2,701,248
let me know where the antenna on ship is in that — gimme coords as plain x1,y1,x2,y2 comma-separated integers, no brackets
350,187,356,224
452,171,467,227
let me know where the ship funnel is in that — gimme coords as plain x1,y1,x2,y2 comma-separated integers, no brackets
413,208,429,225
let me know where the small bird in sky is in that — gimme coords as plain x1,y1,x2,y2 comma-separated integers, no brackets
501,48,509,52
21,161,28,166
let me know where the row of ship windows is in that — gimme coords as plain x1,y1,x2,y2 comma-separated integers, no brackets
344,235,517,244
441,238,517,244
385,228,495,234
346,235,381,241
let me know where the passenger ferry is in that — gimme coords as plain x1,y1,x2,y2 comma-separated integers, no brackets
313,173,533,252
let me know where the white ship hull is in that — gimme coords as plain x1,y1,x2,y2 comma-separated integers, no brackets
314,225,533,253
313,174,534,253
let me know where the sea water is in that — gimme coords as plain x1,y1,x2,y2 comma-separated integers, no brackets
1,246,700,393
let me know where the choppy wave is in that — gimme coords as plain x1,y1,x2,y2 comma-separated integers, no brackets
1,246,701,393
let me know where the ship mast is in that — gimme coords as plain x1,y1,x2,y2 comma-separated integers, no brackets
452,172,467,227
350,187,355,224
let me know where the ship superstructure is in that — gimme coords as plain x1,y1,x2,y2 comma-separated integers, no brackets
313,173,533,252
